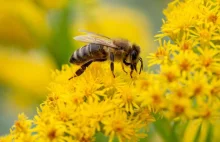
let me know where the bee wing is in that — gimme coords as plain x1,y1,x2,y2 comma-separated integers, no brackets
74,34,118,48
79,29,112,40
74,31,118,48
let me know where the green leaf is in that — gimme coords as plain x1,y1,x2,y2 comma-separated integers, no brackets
205,123,213,142
194,122,202,142
153,116,174,142
48,0,74,67
95,132,109,142
171,121,179,141
178,121,189,139
139,137,150,142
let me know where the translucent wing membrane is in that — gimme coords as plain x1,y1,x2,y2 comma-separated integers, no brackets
74,30,118,48
79,30,112,40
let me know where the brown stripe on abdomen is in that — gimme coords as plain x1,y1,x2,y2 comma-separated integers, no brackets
69,43,107,65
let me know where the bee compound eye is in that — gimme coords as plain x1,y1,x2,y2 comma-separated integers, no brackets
131,50,137,61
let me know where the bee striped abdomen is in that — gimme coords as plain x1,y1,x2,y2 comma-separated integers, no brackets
70,43,106,65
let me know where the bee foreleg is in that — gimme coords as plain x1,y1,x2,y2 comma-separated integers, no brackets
139,57,143,74
134,63,137,72
110,52,115,78
69,60,93,80
130,64,134,78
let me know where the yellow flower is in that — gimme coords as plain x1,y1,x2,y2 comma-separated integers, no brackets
36,121,66,142
80,100,115,131
187,72,210,98
113,86,140,114
11,113,32,135
160,64,180,84
9,113,35,141
67,117,96,142
190,23,217,47
102,110,146,142
135,107,155,124
197,102,220,121
174,51,198,73
174,33,198,51
169,83,189,98
209,77,220,100
158,0,200,40
199,0,220,25
147,40,172,67
140,83,167,110
197,47,220,74
165,97,195,119
34,106,66,142
135,73,156,93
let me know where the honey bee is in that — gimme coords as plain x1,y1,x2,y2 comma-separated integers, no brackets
69,30,143,80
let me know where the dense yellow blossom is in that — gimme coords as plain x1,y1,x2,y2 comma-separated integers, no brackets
102,110,146,142
147,40,172,66
0,63,154,141
149,0,220,121
151,0,220,140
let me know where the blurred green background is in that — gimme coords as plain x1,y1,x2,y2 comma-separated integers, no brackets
0,0,170,137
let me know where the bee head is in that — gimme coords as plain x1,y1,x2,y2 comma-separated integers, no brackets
130,44,141,72
130,44,140,62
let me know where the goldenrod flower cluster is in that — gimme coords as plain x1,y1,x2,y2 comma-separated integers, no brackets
150,0,220,121
1,0,220,141
0,64,155,142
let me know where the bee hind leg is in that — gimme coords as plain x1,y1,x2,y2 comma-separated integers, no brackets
68,58,107,80
110,52,115,78
69,60,93,80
